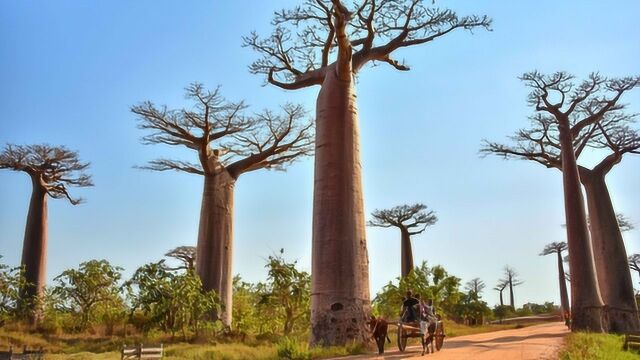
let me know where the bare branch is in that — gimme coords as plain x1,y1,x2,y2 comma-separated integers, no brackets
0,143,93,205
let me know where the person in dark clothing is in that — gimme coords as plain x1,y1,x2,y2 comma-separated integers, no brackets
401,290,419,322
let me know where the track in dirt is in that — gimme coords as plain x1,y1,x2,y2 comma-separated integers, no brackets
331,322,569,360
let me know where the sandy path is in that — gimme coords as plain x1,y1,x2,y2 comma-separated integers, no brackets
331,322,569,360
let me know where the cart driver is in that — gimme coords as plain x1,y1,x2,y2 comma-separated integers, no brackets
400,290,419,322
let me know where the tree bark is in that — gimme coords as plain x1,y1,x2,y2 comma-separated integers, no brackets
195,170,235,327
557,121,605,332
557,251,571,315
311,66,371,346
20,176,48,320
499,290,504,307
400,227,414,278
581,171,640,332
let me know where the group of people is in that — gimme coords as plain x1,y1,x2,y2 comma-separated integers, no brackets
401,290,437,334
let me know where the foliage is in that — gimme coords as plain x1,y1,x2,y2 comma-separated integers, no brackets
559,332,638,360
51,259,123,331
0,256,28,324
452,292,491,324
125,260,220,338
262,250,310,335
373,262,461,319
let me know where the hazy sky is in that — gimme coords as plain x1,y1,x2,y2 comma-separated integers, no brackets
1,1,638,308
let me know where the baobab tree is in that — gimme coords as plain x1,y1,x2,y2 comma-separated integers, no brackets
465,278,486,300
245,0,491,345
493,279,508,307
482,72,640,331
502,266,523,310
368,204,437,277
0,144,92,317
482,79,640,331
540,242,570,316
133,84,313,327
165,246,196,271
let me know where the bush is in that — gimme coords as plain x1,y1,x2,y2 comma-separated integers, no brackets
276,337,310,360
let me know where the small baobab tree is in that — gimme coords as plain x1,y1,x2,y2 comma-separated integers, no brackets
245,0,491,345
502,266,523,310
540,242,570,315
0,144,92,318
465,278,486,300
482,72,639,331
368,204,437,278
133,83,313,327
165,246,196,271
493,279,508,307
482,79,640,332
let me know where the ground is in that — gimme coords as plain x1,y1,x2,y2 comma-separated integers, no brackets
331,322,569,360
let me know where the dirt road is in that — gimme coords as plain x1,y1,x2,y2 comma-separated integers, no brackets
332,322,569,360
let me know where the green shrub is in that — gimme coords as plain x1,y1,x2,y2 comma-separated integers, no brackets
276,337,310,360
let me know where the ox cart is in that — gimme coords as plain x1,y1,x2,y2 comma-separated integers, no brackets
396,317,445,354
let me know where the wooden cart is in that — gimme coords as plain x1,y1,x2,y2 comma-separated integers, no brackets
396,319,445,352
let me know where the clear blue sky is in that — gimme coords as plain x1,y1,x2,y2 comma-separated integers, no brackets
1,1,638,308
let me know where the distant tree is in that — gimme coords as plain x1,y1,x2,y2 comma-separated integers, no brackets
133,84,313,326
465,278,486,300
493,305,512,323
493,279,508,307
503,266,523,309
618,214,635,232
540,242,570,316
368,204,437,277
0,144,92,317
165,246,196,271
454,292,491,325
246,0,491,345
482,72,639,331
373,262,461,319
52,260,123,330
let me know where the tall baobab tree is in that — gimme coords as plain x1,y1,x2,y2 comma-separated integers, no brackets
0,144,92,317
132,83,313,327
245,0,491,345
482,72,639,331
465,278,486,300
368,204,437,277
503,266,523,309
540,242,570,316
482,82,640,332
494,279,508,307
165,246,196,271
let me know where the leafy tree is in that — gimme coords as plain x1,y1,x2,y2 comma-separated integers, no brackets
52,259,123,330
373,262,461,319
0,256,28,324
260,250,311,336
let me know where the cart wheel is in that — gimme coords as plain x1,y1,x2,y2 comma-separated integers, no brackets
397,323,407,352
435,322,445,351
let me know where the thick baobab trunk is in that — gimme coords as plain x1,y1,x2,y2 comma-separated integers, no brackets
557,251,571,315
499,290,504,307
20,178,48,319
195,171,235,327
582,172,639,332
400,228,414,278
557,123,605,332
311,67,371,346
